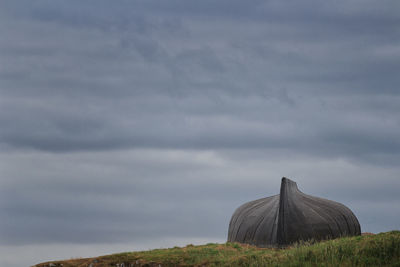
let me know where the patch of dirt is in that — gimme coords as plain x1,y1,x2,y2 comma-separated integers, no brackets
362,232,375,236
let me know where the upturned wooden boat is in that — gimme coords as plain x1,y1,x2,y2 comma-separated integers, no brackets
228,177,361,247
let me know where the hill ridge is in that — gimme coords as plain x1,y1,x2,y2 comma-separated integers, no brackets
34,231,400,267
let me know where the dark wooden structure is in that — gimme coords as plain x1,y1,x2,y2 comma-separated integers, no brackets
228,177,361,247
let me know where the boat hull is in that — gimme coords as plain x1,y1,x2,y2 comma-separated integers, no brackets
228,177,361,247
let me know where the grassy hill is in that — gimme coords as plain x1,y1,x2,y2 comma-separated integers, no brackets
34,231,400,267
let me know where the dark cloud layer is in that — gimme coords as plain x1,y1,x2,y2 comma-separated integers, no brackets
1,1,400,266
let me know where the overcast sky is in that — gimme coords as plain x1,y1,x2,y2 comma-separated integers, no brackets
1,1,400,266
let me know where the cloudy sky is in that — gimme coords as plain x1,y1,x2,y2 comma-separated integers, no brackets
1,0,400,266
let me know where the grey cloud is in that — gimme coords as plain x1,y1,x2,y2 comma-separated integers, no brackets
1,1,400,266
1,149,399,247
2,92,399,164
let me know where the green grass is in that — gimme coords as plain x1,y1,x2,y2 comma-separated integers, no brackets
34,231,400,267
